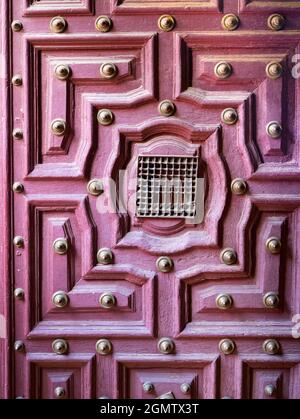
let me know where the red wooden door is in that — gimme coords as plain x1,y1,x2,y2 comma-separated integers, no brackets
1,0,300,399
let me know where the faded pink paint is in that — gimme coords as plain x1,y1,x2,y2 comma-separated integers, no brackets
0,0,300,399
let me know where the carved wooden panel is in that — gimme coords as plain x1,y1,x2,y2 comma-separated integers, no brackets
1,0,300,399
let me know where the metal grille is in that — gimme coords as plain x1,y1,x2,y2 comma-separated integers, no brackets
136,155,199,218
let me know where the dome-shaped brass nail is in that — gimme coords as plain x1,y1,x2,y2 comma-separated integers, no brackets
263,292,279,309
220,248,237,265
50,16,67,33
143,382,155,393
216,294,233,310
266,62,283,80
264,384,276,397
54,387,66,399
231,178,247,195
12,75,22,86
158,100,176,117
157,337,175,354
221,14,240,31
268,14,285,31
11,20,23,32
95,16,113,32
180,383,191,394
263,339,280,355
214,62,233,79
14,340,25,352
266,236,281,254
12,128,23,140
219,338,235,355
97,109,114,126
54,64,71,80
158,15,176,32
266,121,282,139
52,291,69,308
51,118,67,136
12,182,24,193
13,236,24,248
53,238,69,255
14,288,25,300
99,292,116,309
221,108,238,125
95,339,112,355
97,248,113,265
87,179,104,196
156,256,173,273
52,338,68,355
100,63,118,79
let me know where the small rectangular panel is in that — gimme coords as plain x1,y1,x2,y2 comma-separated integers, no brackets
240,0,300,11
113,0,220,12
115,354,219,399
27,354,95,399
136,156,199,218
24,0,93,15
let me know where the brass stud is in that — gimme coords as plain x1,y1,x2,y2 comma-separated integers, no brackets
157,337,175,354
216,294,233,310
214,62,233,79
14,288,25,300
264,384,276,397
219,338,235,355
266,62,283,80
51,118,67,136
95,339,112,355
221,14,240,31
158,15,176,32
13,236,24,248
266,237,281,254
158,100,176,117
100,63,118,79
11,20,23,32
180,383,191,394
266,121,282,139
53,238,69,255
97,109,114,126
97,248,113,265
99,292,116,309
12,182,24,193
220,248,237,265
221,108,238,125
143,382,155,393
52,339,68,355
231,178,247,195
12,75,22,86
263,339,280,355
268,14,285,31
14,340,25,352
87,179,104,196
156,256,173,273
12,128,23,140
50,16,67,33
54,64,71,81
54,387,66,399
52,291,69,308
263,292,280,309
95,16,113,32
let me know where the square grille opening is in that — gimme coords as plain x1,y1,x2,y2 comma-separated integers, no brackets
136,155,199,218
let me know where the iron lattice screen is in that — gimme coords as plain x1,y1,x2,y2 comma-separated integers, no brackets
136,155,199,218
